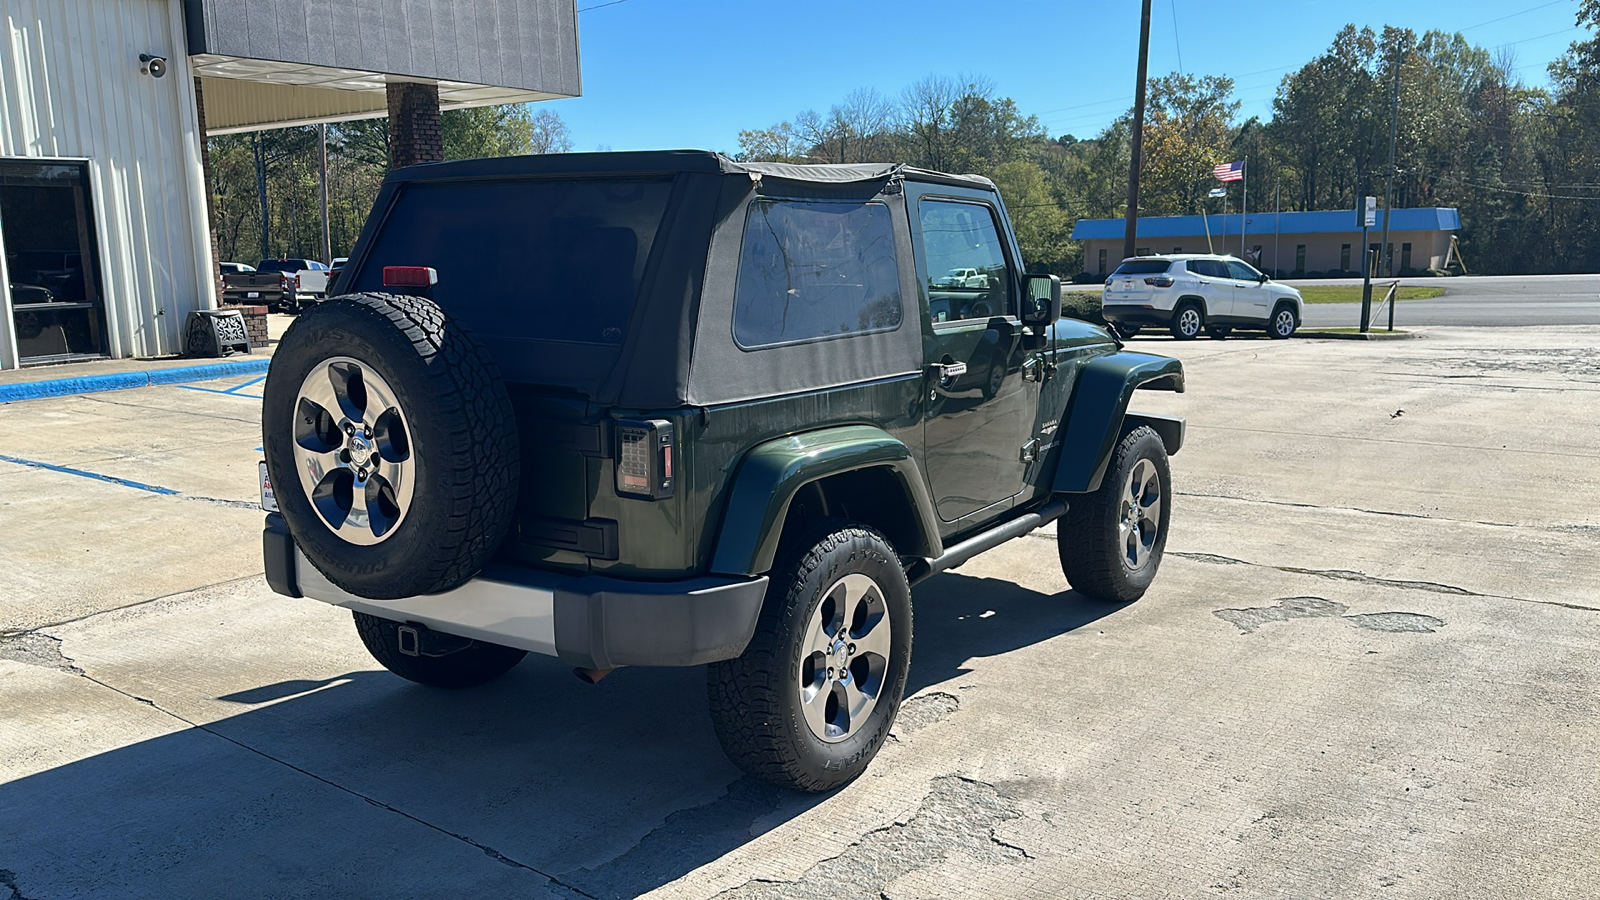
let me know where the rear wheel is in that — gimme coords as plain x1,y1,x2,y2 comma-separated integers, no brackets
1115,324,1143,340
1169,303,1204,340
707,520,912,792
1057,426,1171,603
353,612,527,689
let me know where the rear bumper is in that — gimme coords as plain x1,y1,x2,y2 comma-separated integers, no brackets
1101,304,1175,327
263,515,767,669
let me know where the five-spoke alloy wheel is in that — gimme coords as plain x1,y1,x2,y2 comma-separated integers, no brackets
1057,425,1172,602
708,520,912,792
292,357,415,544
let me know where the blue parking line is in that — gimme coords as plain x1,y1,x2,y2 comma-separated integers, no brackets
0,453,181,495
177,384,263,399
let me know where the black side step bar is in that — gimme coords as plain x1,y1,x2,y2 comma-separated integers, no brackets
906,497,1070,586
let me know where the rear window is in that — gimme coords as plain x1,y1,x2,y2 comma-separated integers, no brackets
1112,260,1172,276
352,177,674,345
732,199,902,349
256,260,305,273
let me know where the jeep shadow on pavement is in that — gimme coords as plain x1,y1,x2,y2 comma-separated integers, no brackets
259,150,1186,792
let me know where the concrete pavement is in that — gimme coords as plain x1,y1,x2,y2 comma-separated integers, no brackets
2,327,1598,899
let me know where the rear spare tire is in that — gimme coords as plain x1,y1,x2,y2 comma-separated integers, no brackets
263,292,519,599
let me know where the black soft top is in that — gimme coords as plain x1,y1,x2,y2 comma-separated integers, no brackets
388,149,995,191
346,151,1000,408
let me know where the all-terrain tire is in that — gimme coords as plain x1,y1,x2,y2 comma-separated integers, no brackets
1169,302,1204,340
1057,426,1171,603
352,612,527,689
707,520,913,792
263,292,519,599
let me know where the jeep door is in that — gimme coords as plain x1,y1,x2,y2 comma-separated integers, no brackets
908,188,1035,527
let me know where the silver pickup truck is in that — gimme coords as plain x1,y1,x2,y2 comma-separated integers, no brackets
221,258,331,313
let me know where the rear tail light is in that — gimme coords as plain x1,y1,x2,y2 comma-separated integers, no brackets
280,273,292,289
294,273,302,291
614,418,675,500
1144,275,1174,287
383,266,439,287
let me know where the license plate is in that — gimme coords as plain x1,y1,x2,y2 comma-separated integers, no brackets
259,461,278,512
246,291,260,299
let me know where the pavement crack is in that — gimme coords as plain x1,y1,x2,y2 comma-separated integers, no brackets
0,632,83,673
183,495,262,510
1,574,263,638
64,670,586,895
1172,552,1600,612
712,775,1027,899
1175,491,1521,529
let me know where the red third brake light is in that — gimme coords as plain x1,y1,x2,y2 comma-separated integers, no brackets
383,266,439,287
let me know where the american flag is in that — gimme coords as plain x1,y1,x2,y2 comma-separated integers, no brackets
1213,160,1244,182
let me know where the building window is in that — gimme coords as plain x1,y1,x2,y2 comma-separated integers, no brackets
1135,247,1150,257
1173,246,1182,253
1295,244,1306,272
1401,242,1413,271
1098,249,1107,275
1340,244,1351,272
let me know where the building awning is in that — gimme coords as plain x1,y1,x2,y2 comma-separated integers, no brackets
1071,208,1462,241
183,0,580,132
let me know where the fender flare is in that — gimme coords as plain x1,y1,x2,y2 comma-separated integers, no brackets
709,425,942,576
1051,352,1185,494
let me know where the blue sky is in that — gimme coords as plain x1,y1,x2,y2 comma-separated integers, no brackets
546,0,1590,154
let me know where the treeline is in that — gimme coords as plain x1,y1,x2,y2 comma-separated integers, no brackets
207,8,1600,276
206,106,571,265
737,11,1600,276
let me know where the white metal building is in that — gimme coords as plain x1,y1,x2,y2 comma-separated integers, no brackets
0,0,579,370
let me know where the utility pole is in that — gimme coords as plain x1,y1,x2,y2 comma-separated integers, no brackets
1378,43,1402,282
318,123,332,264
1122,0,1153,263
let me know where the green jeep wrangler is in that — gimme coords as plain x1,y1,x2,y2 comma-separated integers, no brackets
259,151,1185,792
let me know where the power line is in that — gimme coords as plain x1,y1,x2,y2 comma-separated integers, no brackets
1169,0,1184,76
1459,0,1569,33
577,0,636,11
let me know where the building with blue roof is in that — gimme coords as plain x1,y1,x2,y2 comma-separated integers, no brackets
1070,208,1462,278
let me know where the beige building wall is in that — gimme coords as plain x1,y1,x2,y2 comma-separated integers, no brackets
1084,229,1454,278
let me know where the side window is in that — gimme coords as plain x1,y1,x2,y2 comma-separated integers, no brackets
1186,260,1209,277
732,199,903,349
1227,260,1260,281
918,199,1012,324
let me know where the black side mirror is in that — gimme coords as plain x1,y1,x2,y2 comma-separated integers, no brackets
1022,274,1062,326
1258,273,1269,283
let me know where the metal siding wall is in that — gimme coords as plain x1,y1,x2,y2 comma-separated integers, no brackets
193,0,579,96
0,0,212,365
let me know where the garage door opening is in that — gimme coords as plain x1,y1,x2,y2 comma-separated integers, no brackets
1,159,108,363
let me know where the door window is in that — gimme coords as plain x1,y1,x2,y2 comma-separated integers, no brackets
917,199,1012,324
1226,260,1261,281
1187,259,1228,279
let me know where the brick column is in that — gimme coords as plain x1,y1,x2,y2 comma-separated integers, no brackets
194,77,222,291
386,82,444,169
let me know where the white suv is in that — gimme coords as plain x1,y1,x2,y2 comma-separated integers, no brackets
1101,254,1303,340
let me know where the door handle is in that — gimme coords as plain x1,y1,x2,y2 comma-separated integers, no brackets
930,361,967,380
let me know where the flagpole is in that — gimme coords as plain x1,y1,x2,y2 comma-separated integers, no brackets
1241,157,1248,261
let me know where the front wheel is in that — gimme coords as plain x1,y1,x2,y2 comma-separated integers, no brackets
1269,304,1298,339
707,521,912,792
1057,426,1171,603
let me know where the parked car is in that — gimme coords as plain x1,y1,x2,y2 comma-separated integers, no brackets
935,266,989,289
259,151,1185,792
1102,254,1303,340
222,258,328,312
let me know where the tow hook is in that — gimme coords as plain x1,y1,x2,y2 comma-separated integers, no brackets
573,667,615,684
395,622,473,658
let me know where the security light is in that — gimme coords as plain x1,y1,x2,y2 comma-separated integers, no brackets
139,54,168,78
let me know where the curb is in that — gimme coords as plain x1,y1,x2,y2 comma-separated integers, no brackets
1293,330,1421,341
0,358,272,403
